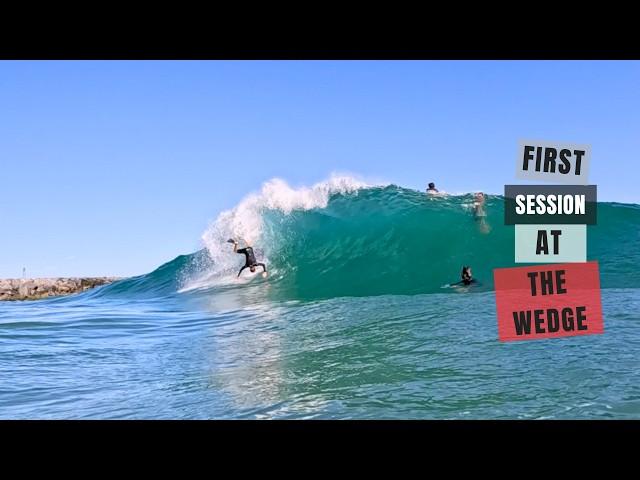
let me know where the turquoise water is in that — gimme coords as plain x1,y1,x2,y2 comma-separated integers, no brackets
1,186,639,418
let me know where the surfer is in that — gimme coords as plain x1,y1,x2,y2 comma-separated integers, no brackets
473,192,486,217
426,182,439,194
473,192,491,233
451,266,474,286
228,239,268,278
461,266,473,285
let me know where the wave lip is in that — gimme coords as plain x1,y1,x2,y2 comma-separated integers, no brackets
199,174,378,280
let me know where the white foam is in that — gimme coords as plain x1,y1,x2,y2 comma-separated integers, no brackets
195,174,377,284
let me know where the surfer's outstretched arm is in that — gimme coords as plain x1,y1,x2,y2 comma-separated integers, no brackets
237,266,247,278
256,263,267,273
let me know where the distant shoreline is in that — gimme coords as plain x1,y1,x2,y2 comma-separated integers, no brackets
0,277,121,301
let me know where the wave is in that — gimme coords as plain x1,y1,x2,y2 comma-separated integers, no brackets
94,176,640,301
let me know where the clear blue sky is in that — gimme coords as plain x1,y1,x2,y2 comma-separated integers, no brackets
1,61,638,278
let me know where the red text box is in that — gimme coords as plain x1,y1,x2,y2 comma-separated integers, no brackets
494,261,603,342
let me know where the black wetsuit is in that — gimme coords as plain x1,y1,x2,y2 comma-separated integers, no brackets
236,247,267,277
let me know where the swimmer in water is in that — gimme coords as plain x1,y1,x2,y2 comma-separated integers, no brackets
228,239,268,278
473,192,486,217
473,192,491,233
426,182,439,194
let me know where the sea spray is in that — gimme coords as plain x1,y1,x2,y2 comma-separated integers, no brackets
199,175,374,281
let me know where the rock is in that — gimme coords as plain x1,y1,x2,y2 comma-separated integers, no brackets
0,277,122,301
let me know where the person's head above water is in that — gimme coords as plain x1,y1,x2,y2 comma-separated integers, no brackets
428,182,436,189
250,266,256,273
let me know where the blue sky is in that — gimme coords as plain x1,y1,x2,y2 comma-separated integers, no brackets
1,61,638,277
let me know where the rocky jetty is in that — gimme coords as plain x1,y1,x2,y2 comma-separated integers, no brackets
0,277,120,301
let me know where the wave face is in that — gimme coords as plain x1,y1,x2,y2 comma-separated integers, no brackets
97,178,640,301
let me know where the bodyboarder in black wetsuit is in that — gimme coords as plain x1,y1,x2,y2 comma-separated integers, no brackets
228,239,267,277
459,266,474,286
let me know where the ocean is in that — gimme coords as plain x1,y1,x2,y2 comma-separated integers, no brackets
1,178,639,419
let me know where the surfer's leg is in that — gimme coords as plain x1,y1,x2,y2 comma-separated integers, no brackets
237,266,247,278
